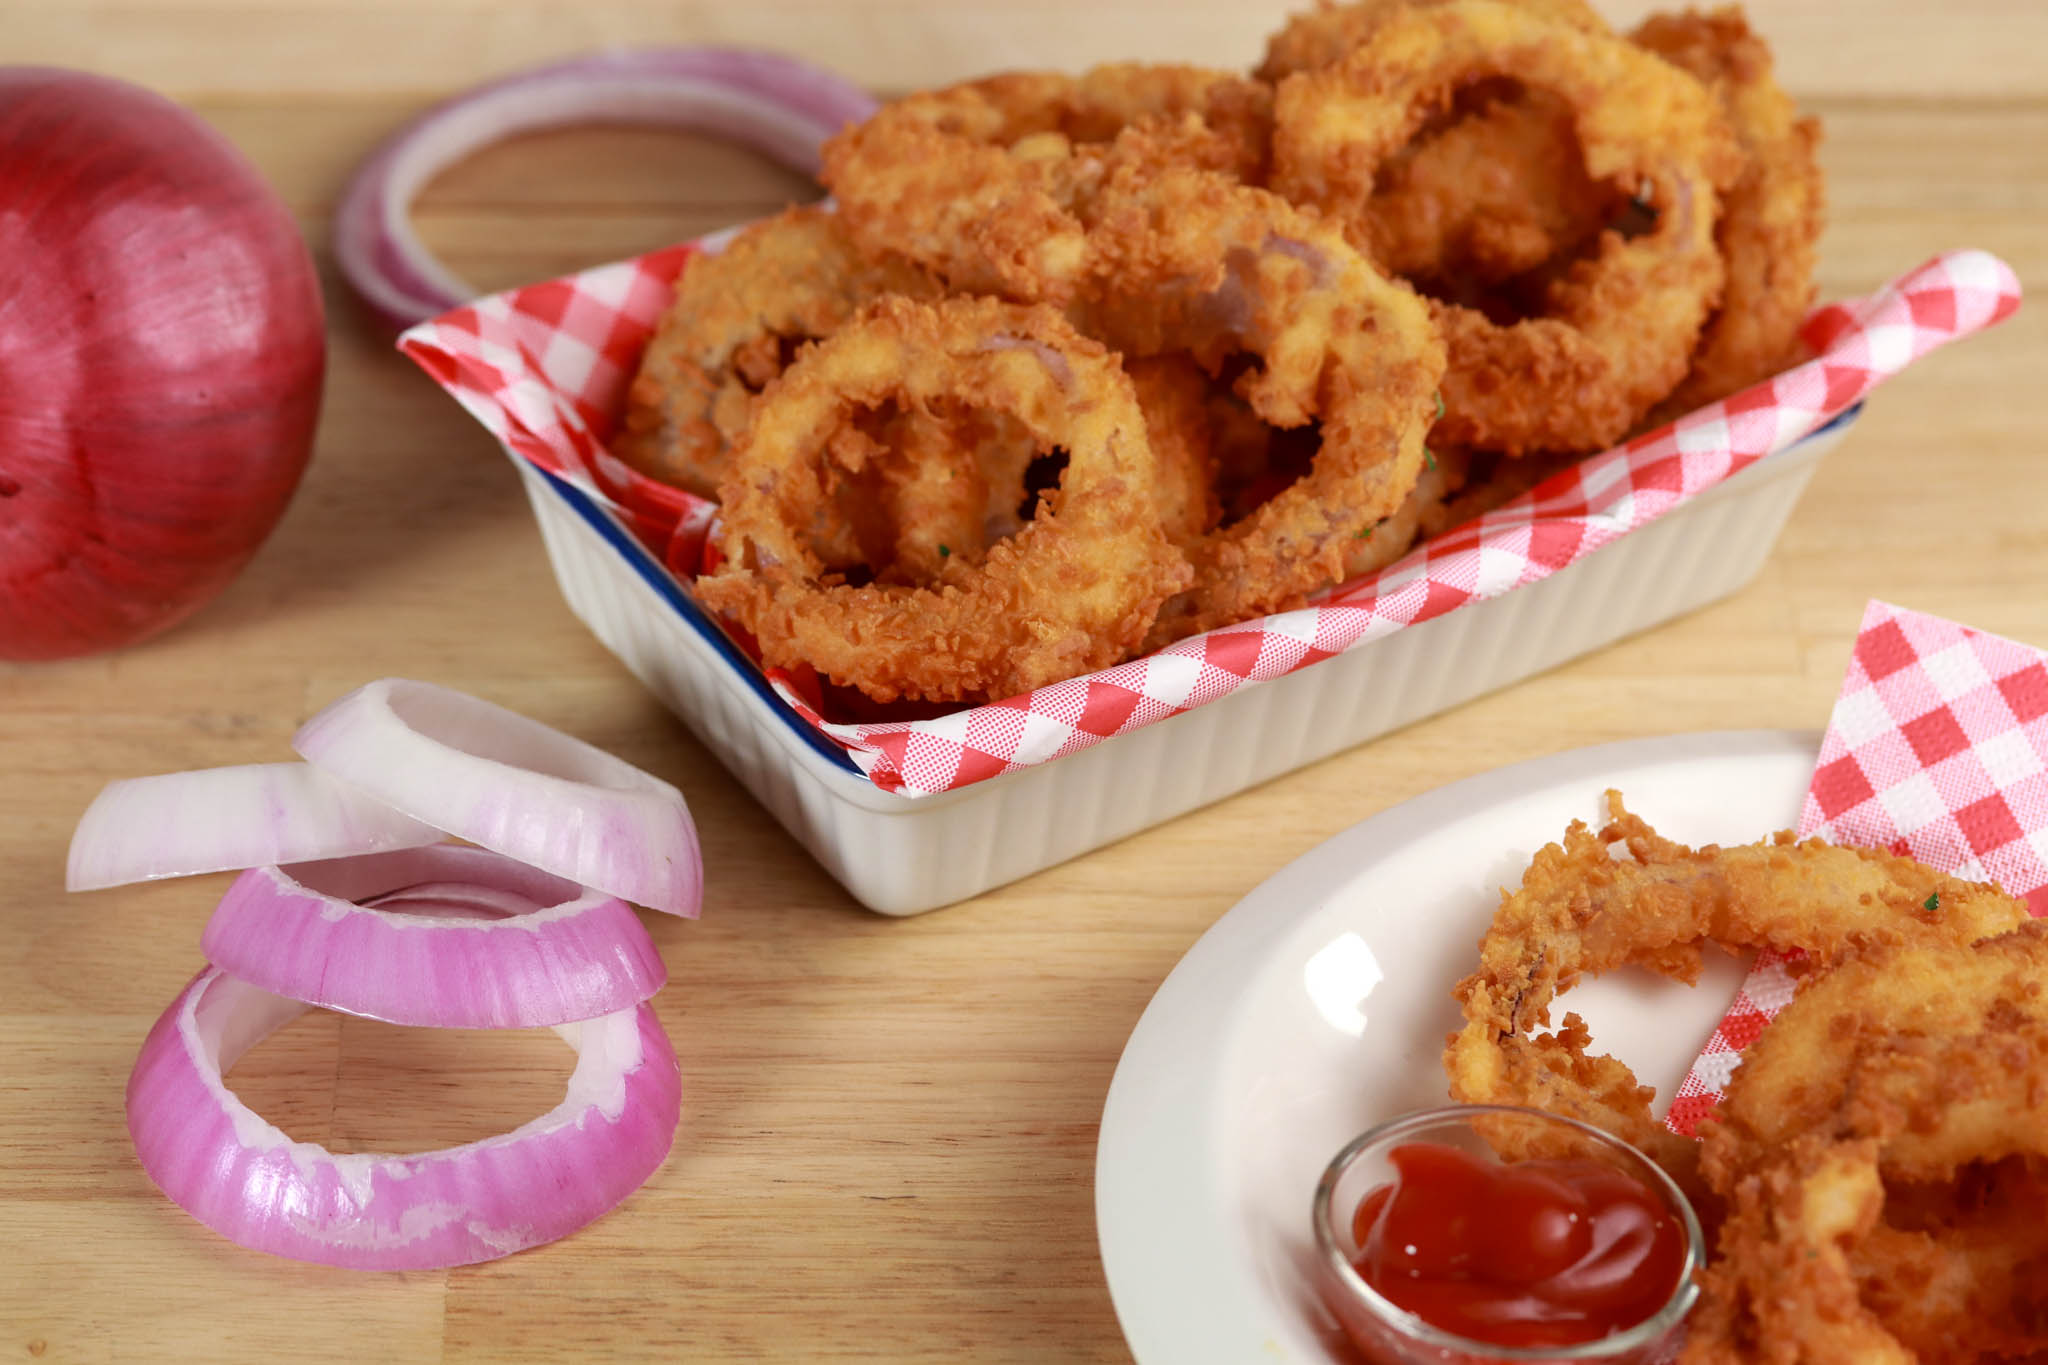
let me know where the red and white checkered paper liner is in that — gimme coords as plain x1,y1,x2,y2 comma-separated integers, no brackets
1667,601,2048,1136
398,244,2020,798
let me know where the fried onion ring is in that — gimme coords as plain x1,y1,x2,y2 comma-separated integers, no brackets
1256,0,1609,79
1702,921,2048,1188
1125,355,1223,555
695,296,1193,703
1680,924,2048,1363
1339,447,1472,580
1441,794,2030,1207
1274,0,1743,454
1068,166,1446,641
615,207,1046,579
822,400,1040,582
1260,0,1613,283
819,65,1271,304
615,206,941,499
1364,87,1617,285
1633,6,1827,421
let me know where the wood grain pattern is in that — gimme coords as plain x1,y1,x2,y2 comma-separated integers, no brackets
14,1,2048,98
3,4,2045,1361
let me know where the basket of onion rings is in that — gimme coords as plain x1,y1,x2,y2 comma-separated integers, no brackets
394,1,2021,913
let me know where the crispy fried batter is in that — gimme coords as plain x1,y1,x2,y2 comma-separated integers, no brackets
1682,925,2048,1363
695,296,1193,704
1257,0,1609,80
615,206,943,499
1443,793,2029,1205
1680,1136,1919,1365
1703,922,2048,1186
1074,167,1446,642
1275,1,1743,454
1125,355,1223,555
1635,6,1827,422
820,65,1271,304
1260,0,1614,283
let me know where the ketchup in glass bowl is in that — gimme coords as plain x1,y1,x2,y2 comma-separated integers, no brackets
1310,1105,1702,1364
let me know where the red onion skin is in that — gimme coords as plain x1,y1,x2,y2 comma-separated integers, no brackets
0,67,326,661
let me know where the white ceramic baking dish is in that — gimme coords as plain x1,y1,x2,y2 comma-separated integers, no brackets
509,407,1857,915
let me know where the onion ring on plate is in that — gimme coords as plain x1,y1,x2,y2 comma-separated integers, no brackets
1259,0,1613,284
1071,166,1445,642
126,967,679,1269
201,845,667,1029
291,678,702,917
1632,7,1826,422
1681,923,2048,1363
820,64,1272,304
1702,921,2048,1187
333,47,877,330
1273,0,1742,454
65,761,441,892
695,295,1193,703
1441,794,2030,1208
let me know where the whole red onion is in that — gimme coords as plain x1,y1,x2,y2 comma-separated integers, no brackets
0,68,326,661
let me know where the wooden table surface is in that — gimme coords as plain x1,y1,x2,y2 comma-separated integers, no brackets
3,2,2043,1361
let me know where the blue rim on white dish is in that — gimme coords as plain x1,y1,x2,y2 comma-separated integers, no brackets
537,404,1862,788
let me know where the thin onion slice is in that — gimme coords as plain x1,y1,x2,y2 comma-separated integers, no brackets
66,762,442,892
291,678,703,917
201,845,667,1029
333,46,879,329
127,967,680,1270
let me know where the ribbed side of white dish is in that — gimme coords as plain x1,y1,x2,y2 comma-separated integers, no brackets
516,426,1838,916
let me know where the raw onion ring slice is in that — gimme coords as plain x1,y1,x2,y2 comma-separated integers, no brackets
291,678,703,917
202,845,667,1029
334,46,879,329
65,762,442,892
126,968,680,1270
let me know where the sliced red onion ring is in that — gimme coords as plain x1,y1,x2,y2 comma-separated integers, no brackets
66,762,442,892
291,678,703,917
201,845,667,1029
334,46,878,330
127,967,680,1270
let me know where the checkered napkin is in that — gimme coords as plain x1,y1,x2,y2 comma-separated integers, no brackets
399,245,2020,798
1666,601,2048,1136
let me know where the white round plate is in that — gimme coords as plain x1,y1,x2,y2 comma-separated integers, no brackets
1095,729,1820,1364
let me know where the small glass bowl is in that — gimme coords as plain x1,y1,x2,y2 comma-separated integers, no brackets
1310,1104,1703,1365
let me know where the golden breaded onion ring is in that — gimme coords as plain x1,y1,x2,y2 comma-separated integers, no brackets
1256,0,1609,79
1274,0,1743,453
614,206,943,499
1633,6,1826,422
695,296,1193,704
1072,166,1446,642
820,65,1271,304
1260,0,1616,284
1442,794,2029,1209
1682,923,2048,1363
615,207,1043,581
1703,922,2048,1188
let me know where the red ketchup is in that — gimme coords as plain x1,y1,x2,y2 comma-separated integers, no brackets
1349,1142,1686,1349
